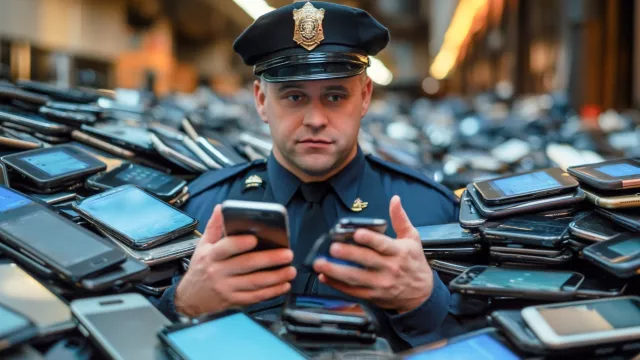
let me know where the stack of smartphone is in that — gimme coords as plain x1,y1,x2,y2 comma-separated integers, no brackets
418,223,483,260
0,186,149,293
72,185,200,266
462,168,585,225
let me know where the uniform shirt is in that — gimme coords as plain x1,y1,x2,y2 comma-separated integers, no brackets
151,148,462,350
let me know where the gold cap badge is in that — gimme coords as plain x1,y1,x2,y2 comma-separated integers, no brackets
293,2,325,51
244,175,264,190
351,198,368,212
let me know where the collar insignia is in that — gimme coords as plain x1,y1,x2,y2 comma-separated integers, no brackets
293,2,325,51
351,198,368,212
244,175,264,190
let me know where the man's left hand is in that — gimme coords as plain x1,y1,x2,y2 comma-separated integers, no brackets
312,195,433,314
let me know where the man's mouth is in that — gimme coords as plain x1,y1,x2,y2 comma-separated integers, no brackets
298,137,333,144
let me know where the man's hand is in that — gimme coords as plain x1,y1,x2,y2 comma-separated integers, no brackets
175,205,296,317
313,196,433,314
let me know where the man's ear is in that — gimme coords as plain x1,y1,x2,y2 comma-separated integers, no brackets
360,75,373,118
253,79,269,123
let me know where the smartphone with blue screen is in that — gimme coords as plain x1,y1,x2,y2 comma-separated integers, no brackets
568,159,640,190
473,168,579,205
158,310,308,360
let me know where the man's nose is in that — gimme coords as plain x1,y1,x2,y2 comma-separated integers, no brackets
302,101,329,129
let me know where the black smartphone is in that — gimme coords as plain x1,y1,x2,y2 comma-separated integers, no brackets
30,191,77,205
0,187,126,282
398,328,520,359
449,266,584,300
490,310,547,355
567,158,640,190
283,294,377,332
576,275,627,299
418,223,479,247
459,190,487,229
569,212,627,243
480,215,573,249
17,80,101,103
71,130,137,160
0,106,72,135
422,245,484,259
73,185,198,250
86,163,187,202
80,124,156,155
0,86,49,105
473,168,579,205
466,183,586,219
0,303,38,353
221,200,290,251
596,208,640,232
489,249,574,265
582,234,640,278
158,310,308,360
2,145,106,193
38,106,97,126
488,245,565,257
304,218,387,268
149,132,208,173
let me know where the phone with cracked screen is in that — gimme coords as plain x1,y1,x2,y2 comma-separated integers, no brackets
481,215,573,249
449,266,584,300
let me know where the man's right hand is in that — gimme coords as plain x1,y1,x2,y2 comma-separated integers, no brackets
174,204,296,317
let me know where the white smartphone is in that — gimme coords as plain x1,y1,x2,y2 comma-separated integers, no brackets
71,293,171,360
0,262,74,337
522,296,640,350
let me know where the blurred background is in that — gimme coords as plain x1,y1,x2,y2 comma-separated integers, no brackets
0,0,638,190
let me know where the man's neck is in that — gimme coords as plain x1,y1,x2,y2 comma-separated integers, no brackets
272,146,358,183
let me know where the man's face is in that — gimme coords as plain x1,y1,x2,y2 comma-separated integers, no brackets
254,75,373,179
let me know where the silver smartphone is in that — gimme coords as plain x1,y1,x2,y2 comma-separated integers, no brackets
71,293,171,360
0,262,74,337
150,133,208,173
522,296,640,350
98,229,200,266
221,200,290,251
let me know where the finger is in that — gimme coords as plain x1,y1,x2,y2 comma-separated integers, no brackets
329,242,386,269
313,258,375,288
352,228,400,256
202,205,224,245
224,249,294,275
318,274,373,299
234,282,292,306
389,195,419,240
210,234,258,261
232,266,297,291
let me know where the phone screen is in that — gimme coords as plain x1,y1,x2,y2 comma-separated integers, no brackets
493,216,572,237
166,312,306,360
469,268,573,291
418,223,473,241
489,171,560,197
606,238,640,258
0,263,71,329
595,163,640,177
85,306,169,359
293,296,367,317
22,150,88,176
0,304,30,338
113,166,173,190
539,298,640,336
403,333,520,360
78,187,195,244
0,209,114,267
0,187,32,213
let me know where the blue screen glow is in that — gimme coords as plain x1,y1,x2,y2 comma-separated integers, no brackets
404,334,520,360
23,150,88,176
166,313,306,360
0,187,32,213
490,171,560,196
596,164,640,177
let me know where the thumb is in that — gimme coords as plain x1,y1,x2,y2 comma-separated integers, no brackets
202,204,224,245
389,196,419,241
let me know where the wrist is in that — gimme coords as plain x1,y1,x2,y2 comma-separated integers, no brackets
174,280,201,318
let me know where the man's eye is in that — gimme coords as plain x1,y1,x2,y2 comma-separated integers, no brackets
286,94,305,102
327,94,345,102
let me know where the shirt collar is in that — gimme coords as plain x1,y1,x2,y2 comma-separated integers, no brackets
267,148,365,208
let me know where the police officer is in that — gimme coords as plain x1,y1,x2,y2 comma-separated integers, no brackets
153,1,460,350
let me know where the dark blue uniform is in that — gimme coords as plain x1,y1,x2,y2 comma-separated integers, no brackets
152,148,462,350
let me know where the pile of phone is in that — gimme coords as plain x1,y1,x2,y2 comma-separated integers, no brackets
281,294,378,346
